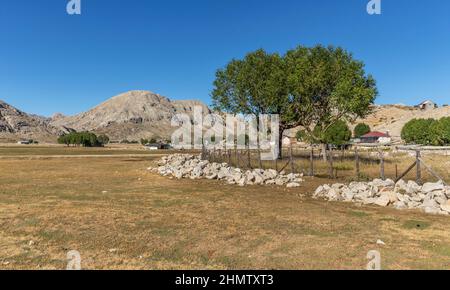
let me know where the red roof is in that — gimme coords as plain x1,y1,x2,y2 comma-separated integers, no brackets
361,131,390,138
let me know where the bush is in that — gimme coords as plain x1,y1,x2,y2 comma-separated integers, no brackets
401,118,450,145
354,123,371,138
439,117,450,144
97,134,110,146
322,120,352,146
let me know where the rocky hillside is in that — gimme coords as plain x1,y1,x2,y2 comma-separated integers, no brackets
354,104,450,141
50,90,210,141
0,100,69,143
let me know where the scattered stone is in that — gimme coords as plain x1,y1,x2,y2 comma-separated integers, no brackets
376,239,386,246
440,200,450,213
313,179,449,216
286,182,301,188
422,182,445,194
375,194,391,207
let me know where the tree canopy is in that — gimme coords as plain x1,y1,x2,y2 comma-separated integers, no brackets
402,117,450,145
354,123,371,138
212,45,377,157
57,132,109,147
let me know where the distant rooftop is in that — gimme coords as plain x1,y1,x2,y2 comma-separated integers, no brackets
362,131,390,138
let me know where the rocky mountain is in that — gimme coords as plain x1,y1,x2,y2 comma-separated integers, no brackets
50,90,211,141
2,90,448,144
0,100,70,143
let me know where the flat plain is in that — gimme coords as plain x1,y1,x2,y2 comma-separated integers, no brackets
0,145,449,269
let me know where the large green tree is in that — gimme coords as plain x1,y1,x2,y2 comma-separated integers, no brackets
212,45,377,158
285,45,377,144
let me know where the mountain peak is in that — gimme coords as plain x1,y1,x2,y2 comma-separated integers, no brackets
50,90,210,141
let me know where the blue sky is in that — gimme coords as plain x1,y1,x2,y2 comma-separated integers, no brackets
1,0,449,116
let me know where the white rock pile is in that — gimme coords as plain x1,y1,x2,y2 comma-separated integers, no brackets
313,179,450,215
148,154,304,188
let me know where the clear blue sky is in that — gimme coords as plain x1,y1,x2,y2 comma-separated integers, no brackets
1,0,449,116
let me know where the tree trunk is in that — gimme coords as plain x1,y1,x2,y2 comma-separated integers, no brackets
321,143,328,162
278,131,284,160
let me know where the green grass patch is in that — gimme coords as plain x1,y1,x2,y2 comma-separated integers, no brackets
402,220,431,230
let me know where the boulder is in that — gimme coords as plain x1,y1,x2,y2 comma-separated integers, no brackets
374,194,391,207
421,182,445,194
440,200,450,213
286,182,301,188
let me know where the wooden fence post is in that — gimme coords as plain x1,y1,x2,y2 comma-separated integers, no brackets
379,150,385,180
289,143,295,174
355,146,360,179
328,147,334,178
416,150,422,184
309,147,314,176
247,147,252,169
258,147,262,169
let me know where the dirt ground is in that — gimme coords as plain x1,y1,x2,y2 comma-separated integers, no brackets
0,146,449,270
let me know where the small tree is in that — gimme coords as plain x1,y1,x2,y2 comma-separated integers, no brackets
322,120,352,146
354,123,371,138
97,134,110,146
401,119,438,145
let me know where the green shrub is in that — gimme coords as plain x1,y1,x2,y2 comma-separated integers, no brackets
58,132,108,147
322,120,352,146
401,118,449,145
354,123,371,138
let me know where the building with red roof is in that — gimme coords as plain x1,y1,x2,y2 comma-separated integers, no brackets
359,131,391,144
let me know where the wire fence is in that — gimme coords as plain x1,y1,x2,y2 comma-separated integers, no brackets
200,144,449,184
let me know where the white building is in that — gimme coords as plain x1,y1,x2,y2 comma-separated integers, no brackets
416,100,438,111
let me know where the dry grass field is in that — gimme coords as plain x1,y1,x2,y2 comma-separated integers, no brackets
0,145,449,270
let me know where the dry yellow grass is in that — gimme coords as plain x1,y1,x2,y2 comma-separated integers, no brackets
0,146,449,270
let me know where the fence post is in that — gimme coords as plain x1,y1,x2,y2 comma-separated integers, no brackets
328,147,334,178
416,150,422,184
309,147,314,176
289,143,295,174
379,150,385,180
355,146,360,179
247,147,251,169
258,147,262,169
